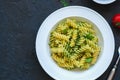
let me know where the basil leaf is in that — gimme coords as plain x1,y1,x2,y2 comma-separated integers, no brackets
85,57,93,63
60,0,69,7
62,29,67,34
84,33,94,40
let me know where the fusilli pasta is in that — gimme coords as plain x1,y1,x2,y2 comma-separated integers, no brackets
49,18,101,70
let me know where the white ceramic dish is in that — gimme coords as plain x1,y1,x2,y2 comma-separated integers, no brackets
35,6,115,80
93,0,116,4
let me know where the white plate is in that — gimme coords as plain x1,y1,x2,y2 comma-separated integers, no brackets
36,6,115,80
93,0,116,4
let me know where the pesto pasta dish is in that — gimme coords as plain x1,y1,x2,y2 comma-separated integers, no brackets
49,18,101,70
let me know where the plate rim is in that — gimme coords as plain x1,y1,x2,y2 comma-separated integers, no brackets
93,0,116,4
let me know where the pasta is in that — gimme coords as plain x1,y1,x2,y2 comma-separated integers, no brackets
49,18,101,70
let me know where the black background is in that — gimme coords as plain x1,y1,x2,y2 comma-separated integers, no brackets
0,0,120,80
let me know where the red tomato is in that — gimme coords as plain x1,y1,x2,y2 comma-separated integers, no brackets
112,14,120,28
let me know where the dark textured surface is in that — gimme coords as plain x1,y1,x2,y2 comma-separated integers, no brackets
0,0,120,80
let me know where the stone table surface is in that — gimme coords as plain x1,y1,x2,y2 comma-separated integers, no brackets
0,0,120,80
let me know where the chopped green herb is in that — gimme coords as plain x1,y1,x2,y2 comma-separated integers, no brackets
84,33,94,40
85,57,93,63
62,29,67,34
60,0,69,6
